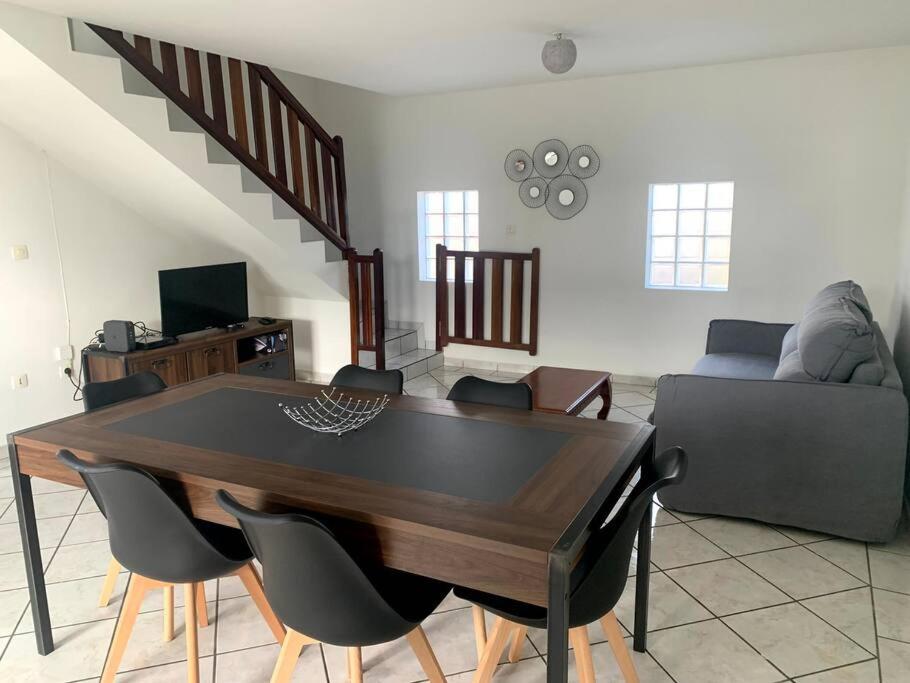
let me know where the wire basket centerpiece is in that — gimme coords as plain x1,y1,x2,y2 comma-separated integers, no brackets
280,388,389,437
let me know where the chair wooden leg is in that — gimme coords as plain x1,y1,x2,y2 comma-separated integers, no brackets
195,583,209,627
471,605,487,663
101,574,150,683
570,625,595,683
406,626,446,683
236,563,286,643
98,556,121,607
163,585,175,642
184,583,200,683
472,617,512,683
348,646,363,683
270,629,314,683
601,611,640,683
508,625,527,663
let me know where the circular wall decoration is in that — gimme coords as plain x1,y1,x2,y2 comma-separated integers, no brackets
504,149,533,182
545,174,587,220
532,139,569,178
568,145,600,179
519,177,548,208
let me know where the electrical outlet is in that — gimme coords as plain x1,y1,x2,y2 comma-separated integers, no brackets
11,245,29,261
54,345,74,362
58,362,73,379
11,374,28,389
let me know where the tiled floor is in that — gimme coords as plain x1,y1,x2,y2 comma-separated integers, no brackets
0,368,908,681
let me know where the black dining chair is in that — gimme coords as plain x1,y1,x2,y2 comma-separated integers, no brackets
82,372,169,613
58,451,285,683
82,371,167,412
446,374,533,660
331,364,404,395
456,446,687,683
217,490,451,683
446,375,532,411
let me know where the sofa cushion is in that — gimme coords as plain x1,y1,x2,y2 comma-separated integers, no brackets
798,297,875,382
806,280,873,323
779,323,799,359
773,350,815,382
848,347,886,386
692,353,779,381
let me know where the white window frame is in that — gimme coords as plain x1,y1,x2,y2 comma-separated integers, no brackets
645,181,734,292
417,190,479,282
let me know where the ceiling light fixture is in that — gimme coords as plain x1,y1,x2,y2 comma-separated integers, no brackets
541,32,577,74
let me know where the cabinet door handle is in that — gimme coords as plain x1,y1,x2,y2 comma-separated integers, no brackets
203,347,221,356
151,359,170,369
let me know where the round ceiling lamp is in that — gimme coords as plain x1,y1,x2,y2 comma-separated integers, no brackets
541,33,577,74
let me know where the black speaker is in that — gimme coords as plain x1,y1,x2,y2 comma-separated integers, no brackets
103,320,136,353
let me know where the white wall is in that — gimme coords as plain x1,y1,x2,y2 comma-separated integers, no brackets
891,132,910,395
345,46,910,378
0,123,251,438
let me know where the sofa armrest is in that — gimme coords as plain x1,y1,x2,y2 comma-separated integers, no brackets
654,374,909,541
705,319,794,357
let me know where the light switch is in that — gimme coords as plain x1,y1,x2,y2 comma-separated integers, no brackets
11,374,28,389
11,245,29,261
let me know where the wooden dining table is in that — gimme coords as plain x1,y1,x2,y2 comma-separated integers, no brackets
7,373,656,682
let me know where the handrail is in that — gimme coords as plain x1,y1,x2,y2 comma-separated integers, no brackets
435,245,540,355
346,249,386,370
88,24,349,252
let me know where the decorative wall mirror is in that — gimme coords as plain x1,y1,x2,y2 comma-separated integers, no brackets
505,140,599,219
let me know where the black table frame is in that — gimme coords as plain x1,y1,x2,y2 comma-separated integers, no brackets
8,423,656,682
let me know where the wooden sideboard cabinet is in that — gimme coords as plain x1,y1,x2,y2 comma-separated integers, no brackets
83,318,295,387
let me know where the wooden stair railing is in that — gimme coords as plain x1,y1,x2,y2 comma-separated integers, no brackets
89,25,349,252
436,245,539,355
347,249,386,370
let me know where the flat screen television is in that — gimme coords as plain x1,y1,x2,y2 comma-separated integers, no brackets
159,262,249,337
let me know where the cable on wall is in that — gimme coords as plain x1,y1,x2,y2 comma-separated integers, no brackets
43,150,72,348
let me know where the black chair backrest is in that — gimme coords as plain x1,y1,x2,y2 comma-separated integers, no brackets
568,446,687,626
217,490,416,646
83,371,167,412
331,364,404,395
447,375,532,410
58,450,244,583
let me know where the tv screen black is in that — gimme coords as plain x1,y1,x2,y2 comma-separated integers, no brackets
159,262,249,337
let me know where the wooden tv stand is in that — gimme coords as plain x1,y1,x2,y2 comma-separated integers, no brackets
83,318,296,387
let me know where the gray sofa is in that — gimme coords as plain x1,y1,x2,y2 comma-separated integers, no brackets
654,281,909,542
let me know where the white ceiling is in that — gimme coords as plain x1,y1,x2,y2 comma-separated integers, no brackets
9,0,910,95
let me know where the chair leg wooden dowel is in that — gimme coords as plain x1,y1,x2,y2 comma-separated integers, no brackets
163,585,174,642
348,646,363,683
270,629,312,683
508,625,527,663
570,625,595,683
184,583,200,683
406,626,446,683
98,557,121,608
471,605,487,663
195,583,209,628
472,617,512,683
236,563,286,643
101,574,149,683
601,611,640,683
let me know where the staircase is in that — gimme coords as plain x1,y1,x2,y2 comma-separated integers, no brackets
360,328,444,381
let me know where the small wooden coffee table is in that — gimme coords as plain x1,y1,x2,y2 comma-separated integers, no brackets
519,366,612,420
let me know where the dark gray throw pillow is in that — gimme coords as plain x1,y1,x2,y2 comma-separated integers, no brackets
797,297,875,382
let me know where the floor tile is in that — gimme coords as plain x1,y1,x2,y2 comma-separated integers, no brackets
402,374,446,392
215,574,249,601
405,385,450,399
215,595,283,653
872,525,910,557
805,540,870,583
214,643,325,682
0,491,85,523
0,515,70,554
429,369,470,388
0,478,12,499
77,494,101,516
117,601,216,671
648,523,730,570
666,558,790,616
724,603,869,677
648,619,783,683
879,637,910,682
446,655,546,682
61,512,108,546
435,592,471,613
604,408,644,424
660,507,712,522
741,547,865,599
794,659,879,682
772,526,834,545
869,549,910,594
801,587,876,652
45,540,119,584
611,392,655,408
15,573,128,634
30,479,79,495
624,404,655,420
460,365,498,376
116,656,214,682
0,619,116,682
138,580,216,614
689,518,795,556
586,636,674,683
873,589,910,643
0,552,27,591
614,574,713,632
0,587,28,638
